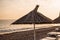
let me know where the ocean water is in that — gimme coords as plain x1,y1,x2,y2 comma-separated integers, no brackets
0,19,60,34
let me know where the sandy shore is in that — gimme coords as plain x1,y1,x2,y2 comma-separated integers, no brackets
0,26,58,40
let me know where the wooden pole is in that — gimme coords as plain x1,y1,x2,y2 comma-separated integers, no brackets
33,23,36,40
56,35,58,40
33,5,39,40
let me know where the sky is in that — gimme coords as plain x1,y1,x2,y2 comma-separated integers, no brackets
0,0,60,20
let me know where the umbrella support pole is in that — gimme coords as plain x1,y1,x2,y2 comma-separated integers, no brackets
34,23,36,40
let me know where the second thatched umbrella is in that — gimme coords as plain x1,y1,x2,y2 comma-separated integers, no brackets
12,5,52,40
53,13,60,23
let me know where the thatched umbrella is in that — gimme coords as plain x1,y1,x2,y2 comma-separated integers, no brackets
53,13,60,23
12,5,52,40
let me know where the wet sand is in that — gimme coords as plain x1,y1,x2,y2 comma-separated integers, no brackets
0,26,57,40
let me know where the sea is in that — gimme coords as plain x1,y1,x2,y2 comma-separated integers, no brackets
0,19,60,35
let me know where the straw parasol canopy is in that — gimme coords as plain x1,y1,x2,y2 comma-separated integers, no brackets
12,5,52,24
53,13,60,23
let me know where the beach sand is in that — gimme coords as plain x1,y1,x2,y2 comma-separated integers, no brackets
0,26,57,40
